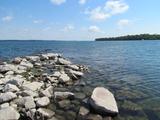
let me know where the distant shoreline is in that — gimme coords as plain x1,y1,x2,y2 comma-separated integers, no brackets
95,34,160,41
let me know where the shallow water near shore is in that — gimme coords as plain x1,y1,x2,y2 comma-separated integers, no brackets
0,40,160,120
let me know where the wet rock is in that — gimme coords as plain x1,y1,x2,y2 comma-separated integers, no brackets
75,92,86,99
48,116,59,120
79,106,89,116
67,64,79,71
86,114,103,120
58,100,71,109
0,106,20,120
40,86,54,98
37,108,55,119
89,87,118,116
3,83,20,92
58,58,71,65
68,69,84,77
65,111,77,120
36,97,50,107
54,91,74,100
0,92,17,103
22,81,44,91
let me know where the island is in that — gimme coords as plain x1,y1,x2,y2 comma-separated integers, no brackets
95,34,160,41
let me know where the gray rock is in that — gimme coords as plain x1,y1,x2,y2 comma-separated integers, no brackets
15,96,36,109
40,86,53,98
59,73,70,83
5,71,14,75
12,57,22,64
75,92,86,99
69,69,84,77
0,92,17,103
21,90,38,97
0,74,4,78
26,56,40,62
20,59,33,68
26,108,36,120
58,58,71,65
36,97,50,107
37,108,55,118
86,114,103,120
79,106,89,116
58,100,71,108
67,64,79,71
89,87,118,115
0,106,20,120
3,83,20,92
54,91,74,100
22,81,44,91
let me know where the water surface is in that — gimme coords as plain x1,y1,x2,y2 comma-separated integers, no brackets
0,40,160,120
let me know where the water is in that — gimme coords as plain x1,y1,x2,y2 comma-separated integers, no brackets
0,40,160,120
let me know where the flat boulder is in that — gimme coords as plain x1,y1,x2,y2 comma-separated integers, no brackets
0,92,17,103
57,58,71,65
22,81,44,91
0,106,20,120
89,87,118,116
3,83,20,92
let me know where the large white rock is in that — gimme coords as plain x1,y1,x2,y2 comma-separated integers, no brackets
36,97,50,107
37,108,55,118
54,92,74,100
26,56,40,62
90,87,118,115
3,83,20,92
67,65,79,71
0,92,17,103
58,58,71,65
0,106,20,120
22,82,44,91
69,69,84,77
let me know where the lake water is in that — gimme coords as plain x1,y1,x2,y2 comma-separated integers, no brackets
0,40,160,120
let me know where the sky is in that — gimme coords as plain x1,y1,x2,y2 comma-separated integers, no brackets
0,0,160,40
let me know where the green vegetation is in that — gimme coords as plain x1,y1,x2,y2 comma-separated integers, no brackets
95,34,160,41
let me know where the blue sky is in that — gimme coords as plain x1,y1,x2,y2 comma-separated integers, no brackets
0,0,160,40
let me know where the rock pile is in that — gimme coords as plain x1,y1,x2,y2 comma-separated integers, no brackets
0,53,118,120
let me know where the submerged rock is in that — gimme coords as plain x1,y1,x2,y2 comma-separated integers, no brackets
54,91,74,100
89,87,118,116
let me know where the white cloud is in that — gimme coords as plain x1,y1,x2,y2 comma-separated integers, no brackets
2,16,13,22
62,24,75,32
85,0,129,22
88,26,101,33
33,20,43,24
85,7,110,21
79,0,87,5
50,0,66,5
105,0,129,15
117,19,130,28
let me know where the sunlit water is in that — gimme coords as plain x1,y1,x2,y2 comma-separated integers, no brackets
0,40,160,120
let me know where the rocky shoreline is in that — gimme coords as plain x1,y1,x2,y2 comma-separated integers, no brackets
0,53,118,120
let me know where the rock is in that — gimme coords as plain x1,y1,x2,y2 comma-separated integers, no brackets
41,53,59,60
5,70,14,75
3,83,20,92
0,103,9,109
75,92,86,99
59,73,70,83
53,71,61,77
40,86,53,98
34,62,42,67
20,59,33,68
36,97,50,107
20,90,39,97
57,58,71,65
86,114,103,120
23,82,43,91
26,56,40,62
0,106,20,120
12,57,22,64
89,87,118,116
68,69,84,77
26,108,36,120
4,75,26,86
37,108,55,118
15,96,36,109
0,92,17,103
0,64,17,73
54,92,74,100
79,106,89,116
0,74,4,78
67,65,79,71
58,100,71,109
